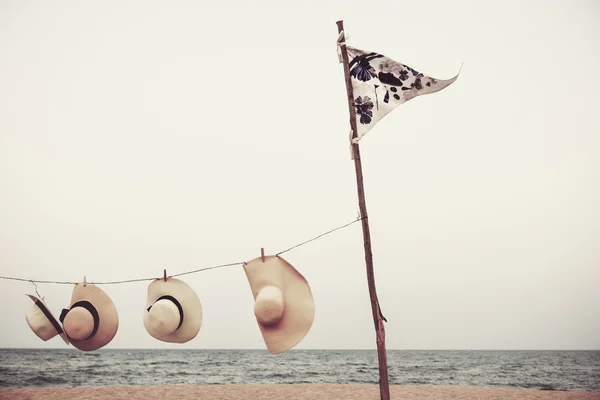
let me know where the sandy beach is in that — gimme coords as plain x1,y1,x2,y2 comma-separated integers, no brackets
1,385,598,400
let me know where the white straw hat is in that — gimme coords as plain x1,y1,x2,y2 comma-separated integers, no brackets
25,294,69,345
143,277,202,344
243,255,315,354
59,283,119,351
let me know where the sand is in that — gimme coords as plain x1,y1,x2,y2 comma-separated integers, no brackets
1,385,598,400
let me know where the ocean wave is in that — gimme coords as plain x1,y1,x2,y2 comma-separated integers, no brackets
146,360,190,366
302,370,321,376
264,372,293,379
25,375,68,386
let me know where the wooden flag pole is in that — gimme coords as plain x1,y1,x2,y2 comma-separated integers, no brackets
336,20,391,400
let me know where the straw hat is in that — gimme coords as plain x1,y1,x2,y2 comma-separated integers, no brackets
143,277,202,344
25,294,69,345
59,283,119,351
243,255,315,354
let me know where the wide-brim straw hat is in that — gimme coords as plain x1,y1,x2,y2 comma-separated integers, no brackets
243,255,315,354
25,294,69,345
143,277,202,344
59,283,119,351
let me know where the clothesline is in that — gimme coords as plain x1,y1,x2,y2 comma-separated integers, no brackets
0,216,364,286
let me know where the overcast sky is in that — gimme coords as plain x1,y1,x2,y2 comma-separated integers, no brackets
1,0,598,351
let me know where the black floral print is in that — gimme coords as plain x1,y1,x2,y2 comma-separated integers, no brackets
355,96,374,125
412,77,423,90
378,72,403,86
399,69,409,81
350,60,374,81
349,53,382,82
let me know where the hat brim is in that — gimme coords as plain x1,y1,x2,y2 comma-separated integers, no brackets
244,255,315,354
64,284,119,351
26,294,70,345
143,278,202,344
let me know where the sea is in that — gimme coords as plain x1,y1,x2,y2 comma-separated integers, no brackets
0,349,598,392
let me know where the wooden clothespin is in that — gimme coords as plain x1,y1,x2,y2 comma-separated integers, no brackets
83,276,87,287
163,269,167,282
261,248,265,262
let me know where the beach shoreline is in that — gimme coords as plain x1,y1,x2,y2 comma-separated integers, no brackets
1,384,599,400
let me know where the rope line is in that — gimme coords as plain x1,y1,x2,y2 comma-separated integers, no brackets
0,277,79,285
0,216,363,286
169,262,244,278
276,215,362,256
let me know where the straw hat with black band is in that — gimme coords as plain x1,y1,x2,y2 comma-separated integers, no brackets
59,283,119,351
25,294,69,345
143,277,202,343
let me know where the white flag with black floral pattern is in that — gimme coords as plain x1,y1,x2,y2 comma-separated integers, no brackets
347,46,459,142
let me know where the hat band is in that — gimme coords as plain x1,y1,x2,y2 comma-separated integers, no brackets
59,301,100,341
147,295,184,331
35,300,64,335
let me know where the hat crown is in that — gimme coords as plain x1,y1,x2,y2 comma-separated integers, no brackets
26,305,57,341
147,299,181,336
63,307,94,341
254,285,284,326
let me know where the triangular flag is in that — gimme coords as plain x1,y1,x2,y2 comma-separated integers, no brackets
347,46,459,142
